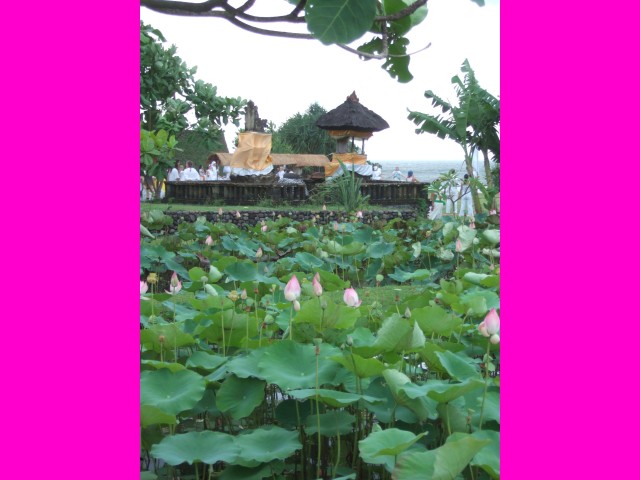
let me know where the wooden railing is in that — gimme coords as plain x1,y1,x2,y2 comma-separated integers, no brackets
165,180,427,205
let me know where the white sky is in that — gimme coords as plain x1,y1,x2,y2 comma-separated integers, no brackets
140,0,499,162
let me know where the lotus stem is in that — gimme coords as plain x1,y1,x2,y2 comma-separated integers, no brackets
478,338,492,431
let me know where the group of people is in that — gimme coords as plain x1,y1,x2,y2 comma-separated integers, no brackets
167,160,232,182
389,166,419,183
428,170,475,221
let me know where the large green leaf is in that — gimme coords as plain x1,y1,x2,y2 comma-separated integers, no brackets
435,350,481,381
140,324,196,352
305,410,355,436
257,341,341,390
374,315,412,352
294,297,359,330
413,305,462,336
224,261,258,282
466,430,500,479
367,240,396,259
330,352,386,378
140,405,176,428
150,431,238,465
140,369,206,415
294,252,325,270
186,351,228,371
288,388,383,407
382,369,430,420
233,426,302,464
216,375,266,419
305,0,378,45
359,428,426,472
392,434,490,479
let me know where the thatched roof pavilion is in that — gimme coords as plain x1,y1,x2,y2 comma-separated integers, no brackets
316,91,389,132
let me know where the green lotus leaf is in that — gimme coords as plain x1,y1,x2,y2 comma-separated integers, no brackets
224,261,258,282
150,431,238,466
140,360,186,373
462,272,500,288
392,434,490,480
186,351,228,371
275,399,316,428
456,225,477,251
324,240,344,254
140,405,176,428
435,350,481,381
140,369,206,415
426,378,485,403
258,341,341,390
374,315,412,352
294,252,325,270
329,352,386,378
382,369,429,421
140,472,157,480
481,229,500,245
465,430,500,479
294,297,359,330
473,390,500,425
364,377,420,423
216,375,266,419
352,225,374,243
233,426,302,464
305,410,355,436
359,428,425,472
219,463,280,480
442,222,457,242
224,349,265,379
413,305,462,336
315,269,349,291
288,388,384,407
340,241,365,255
188,267,207,283
459,290,500,316
140,325,196,353
367,240,396,259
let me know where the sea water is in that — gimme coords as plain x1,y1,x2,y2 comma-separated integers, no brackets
375,159,489,183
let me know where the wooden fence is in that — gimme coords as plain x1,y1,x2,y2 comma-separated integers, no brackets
165,180,427,205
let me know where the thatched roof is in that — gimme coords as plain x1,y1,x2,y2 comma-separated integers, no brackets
316,91,389,132
210,152,329,167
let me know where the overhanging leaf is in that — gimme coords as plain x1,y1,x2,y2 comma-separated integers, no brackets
305,0,378,45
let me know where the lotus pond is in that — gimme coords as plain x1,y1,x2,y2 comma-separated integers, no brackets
140,211,500,479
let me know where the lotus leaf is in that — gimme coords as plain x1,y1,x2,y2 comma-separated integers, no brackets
481,229,500,245
359,428,426,472
305,410,355,436
140,405,176,428
287,388,384,407
186,351,228,371
216,375,266,419
374,315,412,352
224,261,258,282
150,431,239,465
367,240,396,259
413,305,462,336
329,352,386,378
435,350,481,381
233,426,302,463
382,369,430,420
465,430,500,479
140,369,206,415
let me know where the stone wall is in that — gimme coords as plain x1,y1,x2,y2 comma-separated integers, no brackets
162,209,418,232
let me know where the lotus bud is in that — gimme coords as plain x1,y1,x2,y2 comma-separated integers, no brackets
284,275,301,302
140,281,149,295
254,287,259,295
205,235,213,246
404,307,411,318
158,335,165,344
320,299,327,310
261,224,268,232
218,208,223,215
312,272,323,297
455,238,463,253
346,335,353,346
343,288,362,307
166,271,182,294
322,204,327,211
264,314,275,325
146,272,158,285
478,321,489,337
340,343,346,350
241,289,247,300
356,211,363,219
228,290,239,302
256,247,263,258
208,266,223,283
293,300,301,311
489,209,497,215
375,274,384,283
490,333,500,344
204,284,218,296
484,308,500,335
469,222,475,229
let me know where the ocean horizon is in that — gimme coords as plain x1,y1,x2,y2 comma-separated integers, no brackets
374,159,489,183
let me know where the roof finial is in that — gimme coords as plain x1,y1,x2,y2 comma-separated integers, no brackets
347,91,359,103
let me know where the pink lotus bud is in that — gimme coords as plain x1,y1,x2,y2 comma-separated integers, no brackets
484,308,500,335
333,221,339,231
312,272,323,297
478,321,489,337
256,247,263,258
489,209,497,215
356,211,363,219
165,271,182,294
235,211,241,218
205,235,213,246
140,281,149,295
322,204,327,211
241,289,247,300
284,275,301,301
343,287,362,307
469,222,475,229
293,300,301,311
455,238,463,253
261,225,268,232
490,333,500,344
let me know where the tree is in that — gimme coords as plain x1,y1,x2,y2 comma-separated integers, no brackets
272,103,335,155
140,21,246,197
139,0,485,83
408,59,500,212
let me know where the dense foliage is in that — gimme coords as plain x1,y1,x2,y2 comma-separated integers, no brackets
271,103,336,156
140,210,500,479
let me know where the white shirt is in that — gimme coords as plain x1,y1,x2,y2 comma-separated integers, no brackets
206,167,218,180
168,168,179,181
181,167,201,181
371,167,381,180
276,170,285,181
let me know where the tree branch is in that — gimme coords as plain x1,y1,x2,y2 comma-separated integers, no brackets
375,0,429,22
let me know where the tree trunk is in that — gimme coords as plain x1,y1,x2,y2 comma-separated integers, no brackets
464,154,483,214
482,148,494,189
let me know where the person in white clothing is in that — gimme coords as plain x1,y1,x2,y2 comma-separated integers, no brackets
181,161,201,181
167,161,180,182
371,164,382,180
206,161,218,180
458,174,474,219
391,166,405,181
276,165,286,182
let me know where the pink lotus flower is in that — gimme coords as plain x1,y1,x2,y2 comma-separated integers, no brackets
469,222,476,229
478,321,489,337
284,275,301,302
343,287,362,307
241,289,247,300
166,271,182,294
333,221,339,231
205,235,213,246
312,272,323,297
489,209,497,215
261,225,268,232
455,238,463,253
484,308,500,335
140,281,148,295
356,211,363,219
293,300,301,312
